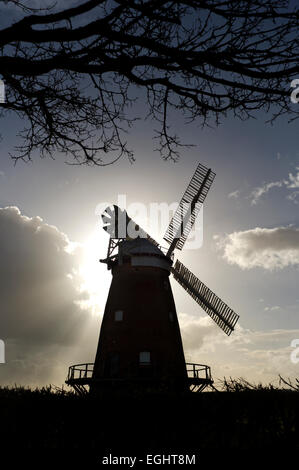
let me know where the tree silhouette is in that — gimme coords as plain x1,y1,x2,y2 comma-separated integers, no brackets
0,0,298,165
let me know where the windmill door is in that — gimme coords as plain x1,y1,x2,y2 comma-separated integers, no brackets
104,352,120,378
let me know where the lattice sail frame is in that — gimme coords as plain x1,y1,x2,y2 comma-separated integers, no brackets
164,162,216,253
172,260,239,336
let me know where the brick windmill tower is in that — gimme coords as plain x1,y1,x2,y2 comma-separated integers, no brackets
66,162,239,395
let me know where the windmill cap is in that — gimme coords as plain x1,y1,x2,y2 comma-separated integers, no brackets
118,238,172,272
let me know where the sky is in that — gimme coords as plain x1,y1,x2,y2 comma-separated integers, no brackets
0,1,298,389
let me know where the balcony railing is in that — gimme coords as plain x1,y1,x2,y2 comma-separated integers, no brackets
186,363,212,381
67,362,211,383
67,363,94,382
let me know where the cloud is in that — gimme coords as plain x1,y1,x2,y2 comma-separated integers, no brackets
215,226,299,270
287,167,299,189
178,314,223,353
248,167,299,205
0,206,98,387
228,190,240,199
287,191,299,204
250,181,283,205
264,306,280,312
179,311,299,384
0,170,4,177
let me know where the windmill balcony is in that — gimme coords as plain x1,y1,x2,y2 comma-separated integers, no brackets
66,362,214,395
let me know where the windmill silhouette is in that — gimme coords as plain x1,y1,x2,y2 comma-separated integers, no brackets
66,162,239,395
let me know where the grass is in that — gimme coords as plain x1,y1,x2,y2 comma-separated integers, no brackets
0,379,298,465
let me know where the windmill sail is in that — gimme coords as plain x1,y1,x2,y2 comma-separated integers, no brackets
102,205,159,247
164,162,216,254
172,260,239,336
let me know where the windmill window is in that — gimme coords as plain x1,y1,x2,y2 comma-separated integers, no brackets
139,351,151,365
114,310,123,321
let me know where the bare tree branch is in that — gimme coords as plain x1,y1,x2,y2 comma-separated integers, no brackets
0,0,298,164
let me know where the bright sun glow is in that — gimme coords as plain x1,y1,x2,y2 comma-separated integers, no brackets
79,231,110,315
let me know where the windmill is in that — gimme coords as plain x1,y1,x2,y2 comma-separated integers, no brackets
66,162,239,395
